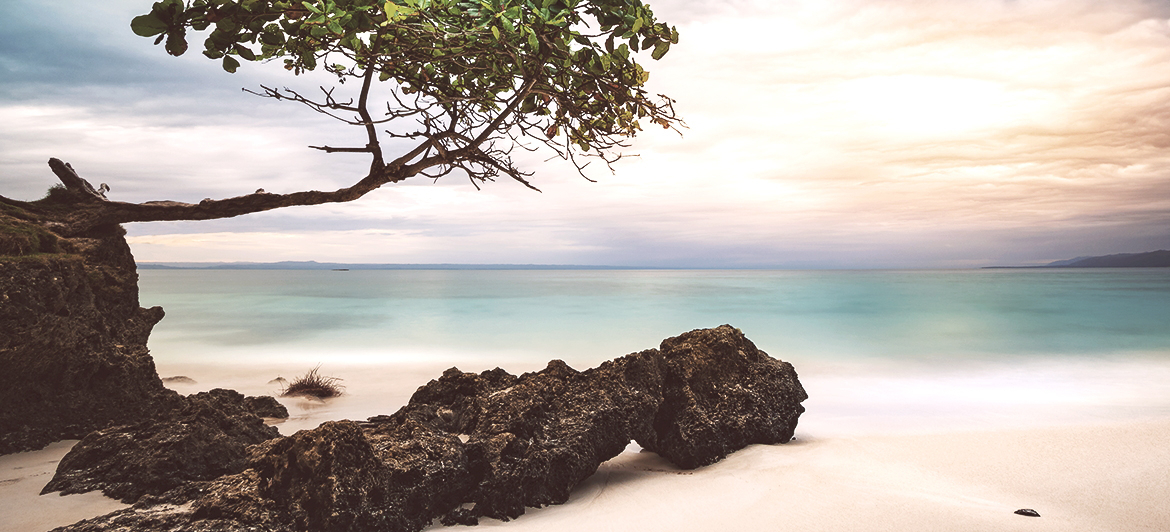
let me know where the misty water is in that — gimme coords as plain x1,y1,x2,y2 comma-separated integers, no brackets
139,268,1170,435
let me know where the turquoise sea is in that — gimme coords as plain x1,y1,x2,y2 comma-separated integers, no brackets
139,268,1170,435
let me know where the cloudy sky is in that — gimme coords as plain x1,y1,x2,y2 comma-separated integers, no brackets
2,0,1169,268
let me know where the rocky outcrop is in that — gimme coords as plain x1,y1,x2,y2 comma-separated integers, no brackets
0,204,176,455
42,388,289,503
53,325,806,532
640,325,808,468
414,350,665,522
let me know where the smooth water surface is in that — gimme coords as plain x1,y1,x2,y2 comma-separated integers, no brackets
140,268,1170,366
139,268,1170,433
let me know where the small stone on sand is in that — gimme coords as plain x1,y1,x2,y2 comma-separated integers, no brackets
161,376,196,384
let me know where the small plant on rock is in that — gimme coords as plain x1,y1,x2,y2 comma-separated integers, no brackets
281,366,344,399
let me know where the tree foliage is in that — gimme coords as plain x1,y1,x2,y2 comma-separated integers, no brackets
4,0,681,237
131,0,682,187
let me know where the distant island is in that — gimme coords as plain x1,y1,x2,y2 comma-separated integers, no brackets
987,250,1170,269
137,261,644,270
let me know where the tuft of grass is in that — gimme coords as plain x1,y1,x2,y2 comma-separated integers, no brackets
0,217,61,257
281,366,344,399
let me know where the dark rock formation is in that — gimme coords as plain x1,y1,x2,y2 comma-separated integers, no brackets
245,394,291,419
0,205,176,455
42,388,289,503
2,199,294,462
1015,508,1041,517
52,325,806,532
639,325,808,468
416,350,665,522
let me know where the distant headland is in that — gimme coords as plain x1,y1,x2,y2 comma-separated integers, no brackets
986,250,1170,269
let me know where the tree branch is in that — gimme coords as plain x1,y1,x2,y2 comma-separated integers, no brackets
308,145,377,153
41,158,402,237
356,33,384,173
49,159,109,201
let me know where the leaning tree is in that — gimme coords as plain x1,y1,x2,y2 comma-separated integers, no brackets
0,0,682,455
5,0,681,237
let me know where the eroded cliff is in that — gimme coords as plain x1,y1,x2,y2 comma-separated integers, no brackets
0,199,175,454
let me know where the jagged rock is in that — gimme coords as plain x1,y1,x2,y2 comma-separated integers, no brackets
252,420,400,530
0,212,176,455
41,388,287,503
245,394,290,419
52,326,806,532
445,352,663,520
637,325,808,468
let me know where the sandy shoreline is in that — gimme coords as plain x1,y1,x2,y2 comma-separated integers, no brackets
0,440,129,532
3,418,1167,532
450,419,1170,532
5,359,1169,531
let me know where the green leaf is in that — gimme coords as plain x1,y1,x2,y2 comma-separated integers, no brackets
631,17,642,34
651,41,669,60
130,14,169,37
234,44,256,61
260,28,286,45
216,17,239,33
223,55,241,73
491,25,500,40
164,32,188,56
384,1,418,21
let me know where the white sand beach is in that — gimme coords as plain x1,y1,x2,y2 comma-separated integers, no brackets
0,440,129,532
461,420,1170,532
3,361,1169,532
